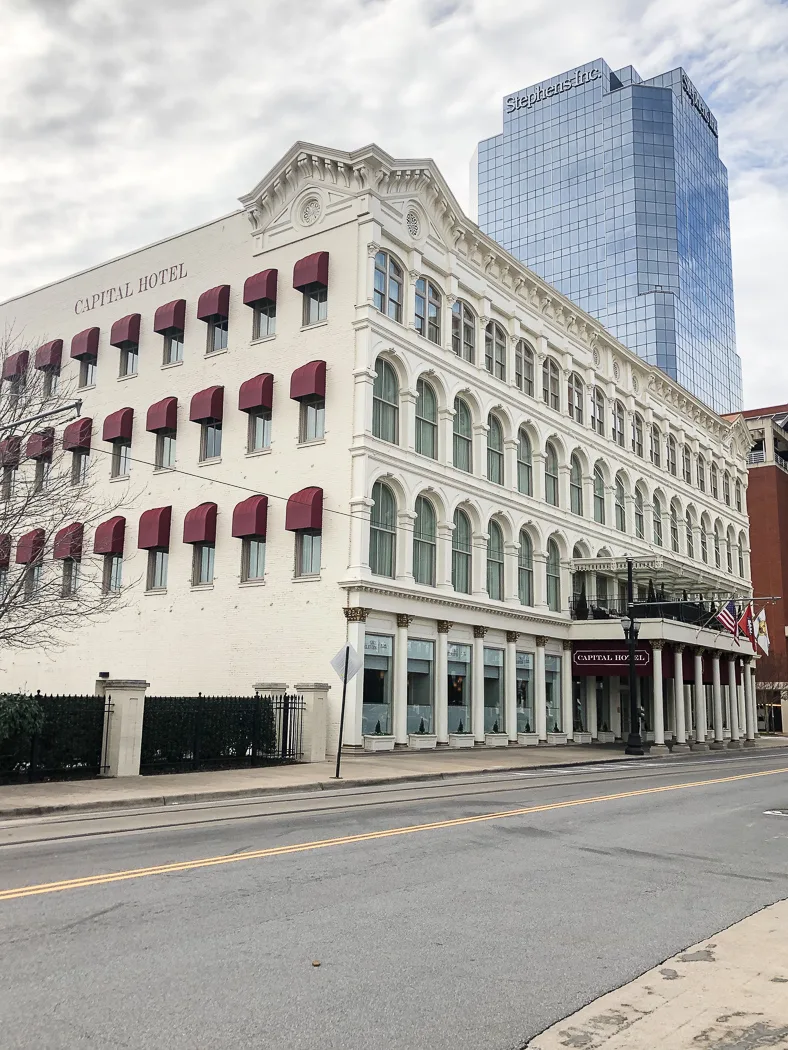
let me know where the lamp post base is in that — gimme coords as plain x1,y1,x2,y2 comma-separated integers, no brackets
625,734,645,756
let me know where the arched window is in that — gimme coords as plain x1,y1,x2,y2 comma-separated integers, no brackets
517,429,532,495
518,530,533,606
738,539,745,577
415,378,437,459
515,341,534,396
413,496,436,586
701,527,708,563
369,481,396,577
484,322,506,381
632,413,644,458
686,512,695,559
615,474,626,532
542,357,559,410
373,251,403,322
453,397,472,472
634,488,645,539
486,414,504,484
545,442,559,506
711,464,719,500
451,300,475,362
372,358,398,443
667,435,677,476
570,454,583,515
414,278,441,344
486,520,504,600
650,425,662,468
567,373,584,423
546,538,561,612
593,465,605,524
735,480,742,513
591,388,605,436
726,535,733,574
653,494,663,546
697,456,706,492
670,504,680,552
714,527,721,568
723,472,731,506
682,445,692,484
612,400,625,446
452,508,471,593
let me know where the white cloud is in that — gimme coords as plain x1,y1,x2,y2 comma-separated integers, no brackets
0,0,785,408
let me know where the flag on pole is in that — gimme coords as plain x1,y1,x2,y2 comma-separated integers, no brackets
737,603,756,650
755,608,770,655
715,600,739,641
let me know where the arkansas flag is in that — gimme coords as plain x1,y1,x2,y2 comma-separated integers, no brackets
737,603,756,650
755,609,770,655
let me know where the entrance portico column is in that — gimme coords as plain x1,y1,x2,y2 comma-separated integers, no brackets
535,636,547,741
393,614,412,746
743,656,756,746
691,647,709,751
472,626,487,744
651,641,668,754
672,644,689,751
435,620,451,745
710,653,725,748
727,656,742,748
505,631,518,743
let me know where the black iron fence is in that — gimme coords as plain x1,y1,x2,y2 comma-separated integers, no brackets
139,693,304,774
0,694,109,784
571,597,727,630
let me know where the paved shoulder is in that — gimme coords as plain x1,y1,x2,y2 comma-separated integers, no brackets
527,899,788,1049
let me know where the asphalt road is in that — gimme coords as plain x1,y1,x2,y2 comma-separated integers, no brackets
0,750,787,1050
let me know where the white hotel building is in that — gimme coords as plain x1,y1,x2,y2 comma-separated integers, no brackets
0,142,756,755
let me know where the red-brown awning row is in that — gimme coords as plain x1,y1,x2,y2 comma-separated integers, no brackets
71,327,99,361
63,418,92,452
2,350,29,380
243,269,277,306
34,340,63,372
293,252,329,291
0,436,21,468
138,506,171,550
53,523,83,560
0,534,10,570
197,285,230,322
26,429,54,461
103,407,134,443
16,528,45,565
285,487,323,531
290,360,326,401
238,374,273,413
183,503,217,544
110,313,140,348
153,299,186,334
94,516,125,555
232,495,268,539
146,396,178,433
190,385,223,423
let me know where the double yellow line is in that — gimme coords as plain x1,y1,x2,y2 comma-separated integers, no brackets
1,764,785,903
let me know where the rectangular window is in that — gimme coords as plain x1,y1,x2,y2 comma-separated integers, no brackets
43,371,60,397
24,562,42,598
61,558,80,598
303,287,328,326
407,638,435,734
295,530,322,576
79,358,96,388
241,537,266,581
163,331,184,364
362,634,393,736
103,553,123,594
248,410,271,453
207,318,228,353
111,441,131,478
147,549,168,590
192,543,215,586
299,397,325,443
1,467,15,502
0,568,7,599
200,422,222,461
33,459,50,493
71,451,89,484
155,432,176,469
119,344,138,377
253,301,276,339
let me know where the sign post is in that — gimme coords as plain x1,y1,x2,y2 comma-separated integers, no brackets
330,643,362,779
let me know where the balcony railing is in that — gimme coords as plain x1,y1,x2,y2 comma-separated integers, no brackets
570,597,726,631
747,449,765,465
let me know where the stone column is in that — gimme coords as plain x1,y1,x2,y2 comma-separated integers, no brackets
651,641,668,754
97,678,150,777
439,407,455,468
710,653,725,749
535,636,547,741
672,644,689,751
532,550,548,609
562,639,573,742
472,626,487,743
341,607,367,750
691,647,709,751
505,631,518,742
532,450,546,503
503,541,520,605
504,437,518,492
558,464,571,513
435,620,451,745
586,677,597,739
393,614,412,746
396,510,416,584
472,531,489,598
473,422,488,480
743,657,756,746
293,683,329,763
436,521,454,592
727,656,742,748
400,388,417,454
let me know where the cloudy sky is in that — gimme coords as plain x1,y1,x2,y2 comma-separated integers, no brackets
1,0,786,409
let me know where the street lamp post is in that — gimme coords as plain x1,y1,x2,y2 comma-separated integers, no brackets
622,556,644,756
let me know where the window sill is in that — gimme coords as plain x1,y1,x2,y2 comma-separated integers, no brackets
245,447,272,458
191,583,214,591
109,474,130,483
292,573,321,582
77,383,96,392
153,466,176,473
205,348,229,358
198,456,222,466
297,438,326,448
300,320,328,332
239,578,266,588
144,588,167,596
161,359,184,370
117,372,138,382
251,334,276,345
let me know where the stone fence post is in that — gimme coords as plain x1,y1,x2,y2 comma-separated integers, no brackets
97,679,149,777
294,683,330,763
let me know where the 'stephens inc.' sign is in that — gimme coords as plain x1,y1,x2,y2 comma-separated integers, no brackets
506,68,601,114
681,73,718,138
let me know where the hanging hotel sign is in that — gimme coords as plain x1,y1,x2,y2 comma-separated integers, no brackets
73,262,188,315
573,642,651,676
506,68,601,113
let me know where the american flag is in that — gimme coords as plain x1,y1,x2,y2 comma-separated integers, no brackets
716,600,739,641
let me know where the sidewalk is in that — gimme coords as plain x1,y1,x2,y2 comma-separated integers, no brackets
527,898,788,1049
0,736,785,820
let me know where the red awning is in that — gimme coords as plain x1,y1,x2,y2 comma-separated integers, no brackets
189,385,223,423
0,534,10,570
16,528,45,565
243,269,277,306
2,350,29,380
0,436,21,468
285,487,323,531
183,502,217,544
232,495,268,539
53,522,84,560
293,252,329,291
71,327,100,360
238,374,273,413
290,360,326,401
102,407,134,443
34,339,63,372
94,516,126,555
138,506,172,550
196,285,230,321
110,313,140,347
26,429,54,461
63,418,92,452
153,299,186,334
146,396,178,433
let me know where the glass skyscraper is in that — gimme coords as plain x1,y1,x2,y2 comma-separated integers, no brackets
473,59,742,414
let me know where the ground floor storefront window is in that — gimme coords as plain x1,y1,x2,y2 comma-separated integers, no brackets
407,639,434,734
448,643,471,734
516,652,534,733
596,677,611,734
363,634,393,735
484,648,504,732
572,677,586,733
545,655,561,732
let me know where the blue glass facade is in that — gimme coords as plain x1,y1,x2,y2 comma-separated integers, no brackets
474,60,742,414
